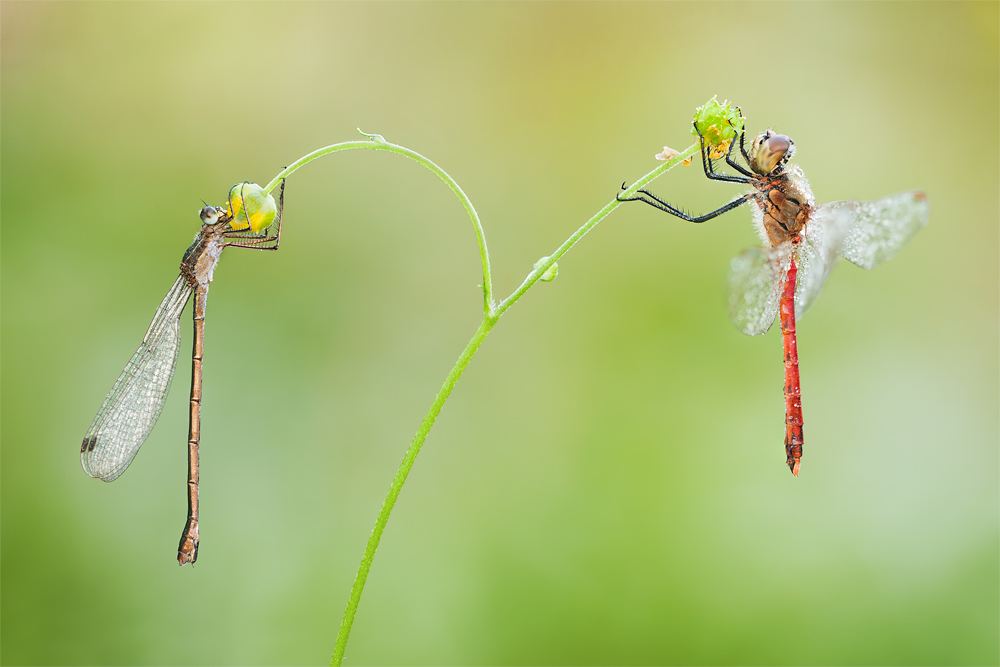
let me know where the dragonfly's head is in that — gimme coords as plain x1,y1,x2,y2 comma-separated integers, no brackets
199,206,222,226
751,130,795,175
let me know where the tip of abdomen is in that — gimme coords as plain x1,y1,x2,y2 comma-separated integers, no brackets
787,457,801,476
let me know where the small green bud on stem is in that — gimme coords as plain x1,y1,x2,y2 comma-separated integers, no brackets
534,256,558,282
691,96,745,158
227,182,277,233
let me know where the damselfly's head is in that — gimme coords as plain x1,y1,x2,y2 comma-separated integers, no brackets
750,130,795,175
199,206,222,226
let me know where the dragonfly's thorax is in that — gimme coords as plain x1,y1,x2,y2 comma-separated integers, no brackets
752,169,815,246
180,223,228,288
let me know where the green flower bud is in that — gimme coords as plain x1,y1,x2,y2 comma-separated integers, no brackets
227,182,277,233
691,96,744,149
534,256,558,282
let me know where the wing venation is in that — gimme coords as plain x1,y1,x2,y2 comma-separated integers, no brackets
794,201,858,319
838,191,929,270
729,245,791,336
81,276,192,482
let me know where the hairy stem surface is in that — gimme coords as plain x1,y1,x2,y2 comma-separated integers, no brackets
331,318,493,665
262,133,495,314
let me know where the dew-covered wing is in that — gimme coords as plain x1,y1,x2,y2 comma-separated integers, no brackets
729,244,792,335
793,200,859,320
81,276,192,482
838,191,929,270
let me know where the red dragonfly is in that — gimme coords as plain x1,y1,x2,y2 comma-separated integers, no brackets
619,116,928,475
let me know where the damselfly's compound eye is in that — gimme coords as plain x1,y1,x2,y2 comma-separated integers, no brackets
755,133,794,174
200,206,220,225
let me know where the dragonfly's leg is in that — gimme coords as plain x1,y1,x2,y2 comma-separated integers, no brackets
723,113,755,177
738,124,752,166
617,183,752,223
692,121,753,184
728,106,754,167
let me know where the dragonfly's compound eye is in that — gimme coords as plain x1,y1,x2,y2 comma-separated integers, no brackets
755,133,794,174
199,206,220,225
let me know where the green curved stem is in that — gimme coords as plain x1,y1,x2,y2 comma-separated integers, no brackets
260,135,698,666
262,132,495,315
330,318,493,666
497,142,699,317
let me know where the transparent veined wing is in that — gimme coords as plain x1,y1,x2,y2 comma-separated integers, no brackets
838,191,929,270
729,243,792,335
81,276,193,482
793,200,859,320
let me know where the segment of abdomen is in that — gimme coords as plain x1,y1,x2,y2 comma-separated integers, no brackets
779,257,803,476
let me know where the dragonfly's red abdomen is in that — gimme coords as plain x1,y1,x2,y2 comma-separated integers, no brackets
779,257,804,476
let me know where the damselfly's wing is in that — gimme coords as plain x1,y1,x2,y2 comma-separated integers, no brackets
793,201,859,320
81,276,193,482
729,243,792,335
837,191,929,270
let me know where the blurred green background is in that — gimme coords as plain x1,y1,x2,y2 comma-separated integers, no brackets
2,2,997,665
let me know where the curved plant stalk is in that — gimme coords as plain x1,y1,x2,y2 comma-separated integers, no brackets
262,131,496,315
259,131,699,665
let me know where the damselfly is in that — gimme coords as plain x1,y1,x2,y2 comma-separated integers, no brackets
81,180,285,564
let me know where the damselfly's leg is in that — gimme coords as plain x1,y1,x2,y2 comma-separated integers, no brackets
617,183,752,223
178,285,207,565
224,179,285,251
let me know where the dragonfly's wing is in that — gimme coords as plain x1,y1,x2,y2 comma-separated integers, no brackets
729,244,792,335
837,191,929,270
81,276,193,482
794,201,859,320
